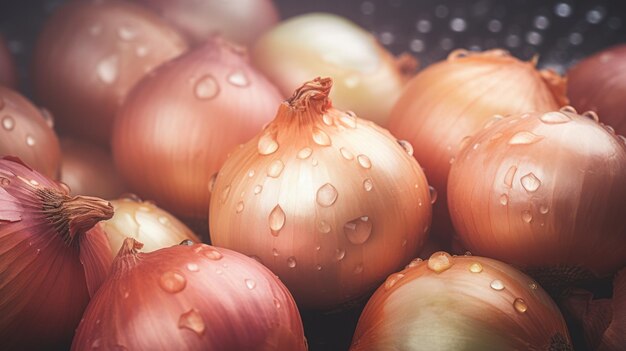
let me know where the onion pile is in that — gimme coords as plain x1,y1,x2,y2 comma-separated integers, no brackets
209,77,432,309
447,108,626,282
252,13,416,126
32,0,188,145
0,34,17,87
350,252,573,350
0,85,61,179
113,37,282,219
0,157,114,350
71,238,307,351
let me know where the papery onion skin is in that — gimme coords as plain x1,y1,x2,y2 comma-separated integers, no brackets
0,85,61,179
252,13,416,126
99,197,200,259
209,77,432,310
351,253,573,351
448,108,626,280
71,238,307,351
132,0,279,46
32,0,188,145
113,37,281,219
0,34,17,87
0,157,114,351
388,49,567,246
568,44,626,136
60,138,126,199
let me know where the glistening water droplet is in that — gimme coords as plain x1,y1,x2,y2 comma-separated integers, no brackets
339,112,357,128
227,69,250,87
520,173,541,192
490,279,505,291
499,194,509,205
208,173,217,193
469,262,483,273
287,256,297,268
203,248,223,260
186,263,199,272
236,201,244,213
429,186,438,204
269,205,286,236
316,183,338,207
317,220,331,233
253,185,263,195
117,26,137,40
353,264,364,274
540,111,571,124
513,298,528,313
357,155,372,169
539,204,550,214
522,210,533,223
344,216,372,244
220,185,231,204
2,115,15,131
267,160,284,178
427,252,453,273
297,147,312,159
397,140,414,156
508,131,543,145
312,128,331,146
25,135,35,146
159,271,186,293
335,248,346,261
194,75,220,100
504,165,518,188
96,55,119,84
384,273,405,290
258,132,278,155
363,178,373,192
340,147,354,160
245,279,256,289
178,309,205,336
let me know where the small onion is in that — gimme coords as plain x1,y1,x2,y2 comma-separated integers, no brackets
568,44,626,136
209,78,432,309
252,13,416,126
60,138,126,199
350,252,573,350
388,49,567,244
132,0,279,46
33,0,189,145
113,37,281,219
0,157,114,350
0,85,61,179
98,197,200,259
0,34,17,87
71,238,307,351
448,108,626,281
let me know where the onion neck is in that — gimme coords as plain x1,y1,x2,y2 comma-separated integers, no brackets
539,69,569,107
275,77,333,126
112,238,144,275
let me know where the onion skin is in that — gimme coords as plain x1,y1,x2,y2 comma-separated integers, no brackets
209,78,432,310
568,44,626,136
0,157,114,351
71,238,307,351
0,85,61,179
351,253,573,351
132,0,279,46
387,49,567,246
32,0,188,145
60,138,126,199
113,37,281,218
0,34,17,87
448,108,626,280
252,13,415,126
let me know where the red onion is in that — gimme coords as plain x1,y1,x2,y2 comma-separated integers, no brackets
0,34,17,87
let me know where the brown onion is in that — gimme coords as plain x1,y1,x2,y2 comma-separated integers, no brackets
448,108,626,281
388,49,567,246
568,44,626,136
113,37,281,219
209,78,432,309
71,238,307,350
33,0,188,145
252,13,416,126
0,34,17,87
0,85,61,178
60,138,126,199
351,252,573,350
0,157,114,350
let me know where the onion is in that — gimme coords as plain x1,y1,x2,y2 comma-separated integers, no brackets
447,107,626,282
98,197,200,259
0,34,17,87
113,37,282,219
0,85,61,179
387,49,567,246
209,77,432,309
252,13,416,126
32,0,189,145
60,138,126,199
350,252,573,350
71,238,307,350
132,0,279,46
568,44,626,136
0,157,114,350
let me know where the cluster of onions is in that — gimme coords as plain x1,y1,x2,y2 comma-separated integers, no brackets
72,238,307,350
350,252,573,350
113,37,282,219
32,0,189,145
447,108,626,284
0,157,114,350
0,85,61,178
209,77,432,309
0,34,16,87
132,0,279,46
568,44,626,136
252,13,417,126
60,138,126,199
387,49,567,246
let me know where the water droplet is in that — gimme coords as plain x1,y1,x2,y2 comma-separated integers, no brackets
253,185,263,195
39,108,54,128
429,186,437,204
484,115,504,129
187,263,199,272
194,75,220,100
489,132,503,141
339,112,357,128
159,271,186,293
508,131,543,145
427,252,453,273
499,194,509,205
267,160,284,178
402,239,407,247
96,55,119,84
178,309,205,336
472,143,480,150
340,147,354,160
297,147,312,159
315,264,322,271
236,201,244,213
204,248,223,260
504,165,518,188
529,282,538,290
353,264,364,274
135,46,148,57
522,210,533,223
312,158,319,167
312,128,331,146
123,291,130,299
117,26,137,40
0,177,10,187
180,239,194,246
397,140,414,156
539,204,550,214
208,173,218,193
520,173,541,192
363,178,373,192
583,110,600,122
286,256,297,268
273,299,281,309
469,262,483,273
227,69,250,87
316,183,338,207
269,205,286,236
513,298,528,313
220,185,231,204
25,135,35,146
271,248,279,257
335,248,346,261
384,273,405,290
317,220,331,234
540,111,571,124
258,132,278,155
344,216,372,245
2,115,15,130
245,279,256,289
490,279,505,291
406,258,423,268
357,155,371,169
322,114,333,126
